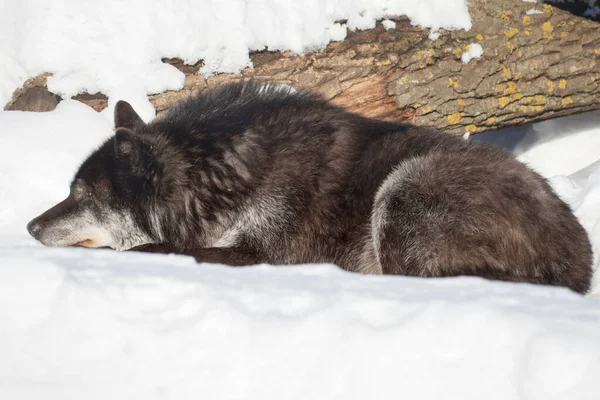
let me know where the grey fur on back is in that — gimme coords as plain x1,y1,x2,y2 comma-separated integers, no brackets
133,81,592,294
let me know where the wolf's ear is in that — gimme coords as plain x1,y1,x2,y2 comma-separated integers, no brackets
114,100,144,130
115,128,145,172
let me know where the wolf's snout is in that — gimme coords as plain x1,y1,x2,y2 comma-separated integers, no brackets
27,218,43,239
26,196,77,244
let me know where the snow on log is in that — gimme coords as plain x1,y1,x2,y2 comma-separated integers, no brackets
5,0,600,135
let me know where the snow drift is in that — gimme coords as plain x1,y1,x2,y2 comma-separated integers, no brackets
1,248,600,400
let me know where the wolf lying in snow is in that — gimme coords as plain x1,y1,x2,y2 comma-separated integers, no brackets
27,81,593,293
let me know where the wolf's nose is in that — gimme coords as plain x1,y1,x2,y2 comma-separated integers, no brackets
27,219,42,239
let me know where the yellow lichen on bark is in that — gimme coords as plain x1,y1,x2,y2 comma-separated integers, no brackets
447,112,462,124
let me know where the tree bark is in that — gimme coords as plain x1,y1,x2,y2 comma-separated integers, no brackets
5,0,600,135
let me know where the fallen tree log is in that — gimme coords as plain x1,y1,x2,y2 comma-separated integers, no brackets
5,0,600,135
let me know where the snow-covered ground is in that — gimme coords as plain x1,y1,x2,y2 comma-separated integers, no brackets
2,247,600,400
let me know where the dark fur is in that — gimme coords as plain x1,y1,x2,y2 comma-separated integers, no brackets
27,81,593,293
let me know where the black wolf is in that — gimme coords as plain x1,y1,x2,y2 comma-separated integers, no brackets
27,81,593,293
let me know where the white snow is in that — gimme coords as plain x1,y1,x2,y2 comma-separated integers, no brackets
1,247,600,400
428,30,441,40
381,19,397,31
515,110,600,177
0,0,473,121
461,43,484,64
1,96,600,400
526,8,544,14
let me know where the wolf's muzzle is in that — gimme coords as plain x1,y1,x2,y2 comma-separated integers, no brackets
26,195,77,241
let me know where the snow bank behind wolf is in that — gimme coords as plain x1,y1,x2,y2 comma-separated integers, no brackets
27,81,593,293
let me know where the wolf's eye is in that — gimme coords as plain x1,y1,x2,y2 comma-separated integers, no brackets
87,191,93,197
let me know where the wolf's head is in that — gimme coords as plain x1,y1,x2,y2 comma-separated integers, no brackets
26,101,167,250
